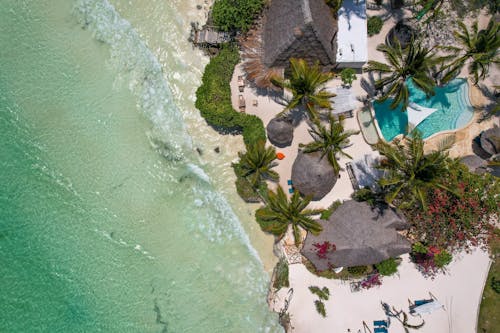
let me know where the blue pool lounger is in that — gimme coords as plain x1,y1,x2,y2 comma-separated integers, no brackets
374,327,388,333
373,320,388,327
287,179,292,185
288,187,294,194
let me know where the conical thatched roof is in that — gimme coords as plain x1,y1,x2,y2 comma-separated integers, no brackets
267,117,294,147
460,155,487,172
262,0,337,68
480,126,500,157
291,151,336,200
302,200,411,270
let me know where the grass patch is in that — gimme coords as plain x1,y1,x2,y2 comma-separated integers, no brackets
478,235,500,333
195,44,266,146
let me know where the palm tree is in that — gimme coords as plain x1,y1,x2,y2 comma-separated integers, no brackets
299,115,359,173
366,38,443,111
234,140,279,188
255,186,323,246
271,58,334,121
375,131,456,210
441,18,500,85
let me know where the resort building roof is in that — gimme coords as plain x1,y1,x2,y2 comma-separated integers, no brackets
302,200,411,269
262,0,338,68
329,87,358,114
336,0,368,68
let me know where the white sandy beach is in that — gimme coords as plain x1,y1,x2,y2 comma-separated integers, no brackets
229,3,497,332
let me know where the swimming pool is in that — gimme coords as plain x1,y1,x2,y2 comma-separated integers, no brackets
373,79,474,141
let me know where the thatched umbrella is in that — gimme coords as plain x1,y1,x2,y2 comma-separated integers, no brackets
480,126,500,157
267,118,294,148
460,155,487,172
291,151,336,200
301,200,411,270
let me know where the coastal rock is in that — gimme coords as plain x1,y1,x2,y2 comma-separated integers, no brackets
291,151,336,200
301,200,411,270
267,117,294,148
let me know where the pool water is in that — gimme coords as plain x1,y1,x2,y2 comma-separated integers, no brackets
373,79,474,141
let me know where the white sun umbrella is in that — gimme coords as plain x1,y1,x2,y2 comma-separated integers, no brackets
407,102,438,129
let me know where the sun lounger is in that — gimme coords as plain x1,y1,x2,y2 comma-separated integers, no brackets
374,327,388,333
373,320,388,327
238,95,246,112
238,75,245,92
287,179,293,185
288,188,294,194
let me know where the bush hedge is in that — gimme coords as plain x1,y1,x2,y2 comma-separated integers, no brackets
211,0,265,32
195,44,266,146
367,16,383,36
273,257,290,290
375,258,399,276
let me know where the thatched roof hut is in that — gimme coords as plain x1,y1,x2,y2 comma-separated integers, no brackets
460,155,487,172
302,200,411,270
262,0,338,68
480,126,500,157
267,117,294,147
291,151,336,200
240,0,337,87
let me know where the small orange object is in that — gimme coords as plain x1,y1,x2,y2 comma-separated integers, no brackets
276,152,285,160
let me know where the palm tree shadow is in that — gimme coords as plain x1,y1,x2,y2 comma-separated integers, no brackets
476,83,500,122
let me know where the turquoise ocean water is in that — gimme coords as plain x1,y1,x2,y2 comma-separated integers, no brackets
0,0,280,332
374,79,474,141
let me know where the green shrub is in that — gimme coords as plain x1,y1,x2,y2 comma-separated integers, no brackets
412,242,428,254
320,200,342,220
367,16,383,36
434,250,452,268
234,176,261,202
340,68,357,87
325,0,342,13
375,258,400,276
211,0,265,32
273,257,290,290
314,300,327,317
195,45,266,146
352,187,378,206
309,286,330,300
491,276,500,294
347,265,368,276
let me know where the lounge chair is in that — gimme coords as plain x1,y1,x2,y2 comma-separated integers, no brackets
374,327,388,333
373,320,388,327
288,188,294,194
287,179,293,185
238,95,246,112
238,75,245,92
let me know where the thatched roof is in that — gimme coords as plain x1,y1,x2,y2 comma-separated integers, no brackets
291,151,336,200
267,117,294,148
460,155,487,172
302,200,411,270
262,0,337,68
480,126,500,157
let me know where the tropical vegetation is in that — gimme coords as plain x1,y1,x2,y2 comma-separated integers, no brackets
211,0,265,32
340,68,357,87
441,18,500,84
233,141,279,202
403,161,499,251
366,38,444,110
273,257,290,290
367,16,384,36
375,258,400,276
195,44,266,145
478,236,500,332
375,131,455,209
300,115,359,173
271,58,334,121
234,141,279,188
255,186,323,246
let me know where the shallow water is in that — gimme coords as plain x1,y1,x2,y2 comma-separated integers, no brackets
0,0,280,331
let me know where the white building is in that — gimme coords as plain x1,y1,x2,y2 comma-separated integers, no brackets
336,0,368,68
